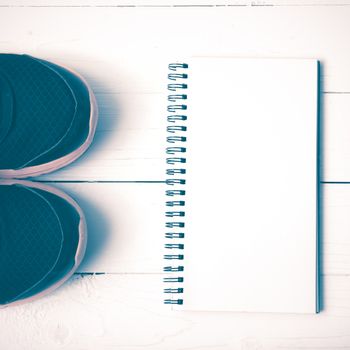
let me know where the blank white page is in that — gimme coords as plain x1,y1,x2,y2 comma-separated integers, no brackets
182,58,318,313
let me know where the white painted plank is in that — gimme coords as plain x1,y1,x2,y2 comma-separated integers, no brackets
0,274,350,350
47,182,350,276
3,0,350,7
0,6,349,93
323,93,350,182
53,182,164,273
322,183,350,276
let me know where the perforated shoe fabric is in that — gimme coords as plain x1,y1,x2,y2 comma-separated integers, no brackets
0,180,87,307
0,54,98,178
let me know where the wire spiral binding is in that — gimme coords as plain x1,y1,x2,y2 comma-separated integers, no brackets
164,62,188,306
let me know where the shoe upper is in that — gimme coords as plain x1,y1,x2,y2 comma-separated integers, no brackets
0,182,82,306
0,54,91,171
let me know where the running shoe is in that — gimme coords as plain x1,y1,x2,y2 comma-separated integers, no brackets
0,180,87,307
0,54,98,178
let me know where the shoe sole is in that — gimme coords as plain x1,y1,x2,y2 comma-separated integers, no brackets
0,62,98,178
0,179,87,308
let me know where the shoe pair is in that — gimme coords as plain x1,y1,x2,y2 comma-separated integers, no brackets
0,54,98,307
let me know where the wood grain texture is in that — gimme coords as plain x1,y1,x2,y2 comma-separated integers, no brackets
0,3,350,349
3,0,350,6
1,274,350,350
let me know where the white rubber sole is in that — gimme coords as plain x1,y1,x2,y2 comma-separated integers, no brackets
0,179,87,308
0,63,98,179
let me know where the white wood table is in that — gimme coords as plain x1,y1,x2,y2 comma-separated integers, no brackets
1,1,350,349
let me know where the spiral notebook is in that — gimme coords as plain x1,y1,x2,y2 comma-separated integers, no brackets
164,58,319,313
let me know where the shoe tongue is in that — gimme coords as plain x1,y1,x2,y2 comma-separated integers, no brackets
0,71,14,145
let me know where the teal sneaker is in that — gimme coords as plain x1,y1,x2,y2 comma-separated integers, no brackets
0,54,98,178
0,180,87,307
